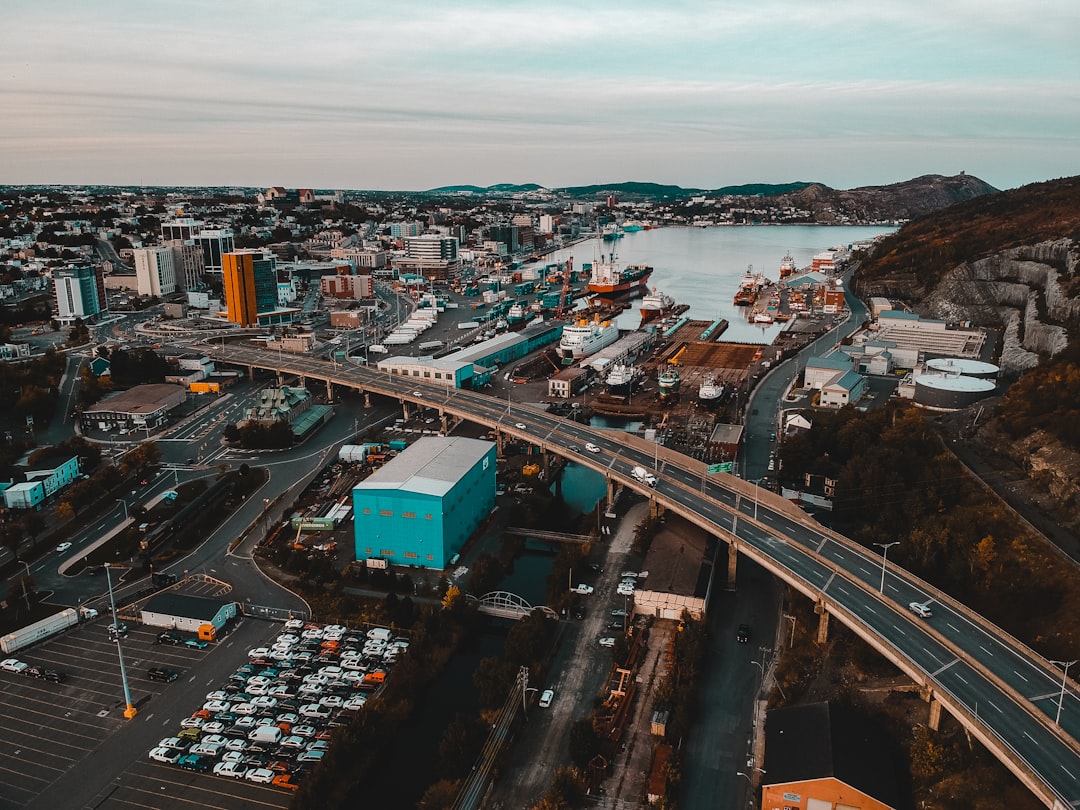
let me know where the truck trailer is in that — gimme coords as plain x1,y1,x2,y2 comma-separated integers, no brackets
0,607,94,654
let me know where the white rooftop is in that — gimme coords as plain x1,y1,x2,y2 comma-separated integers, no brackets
354,436,493,498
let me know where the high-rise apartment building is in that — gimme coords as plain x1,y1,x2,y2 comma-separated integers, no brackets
395,235,461,282
389,221,424,239
222,250,294,327
133,247,177,297
53,265,106,324
166,241,206,290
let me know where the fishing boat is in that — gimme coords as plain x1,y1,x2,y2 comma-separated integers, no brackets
605,362,642,396
640,289,675,322
697,374,725,406
587,252,654,298
779,253,797,278
557,317,620,360
657,366,681,399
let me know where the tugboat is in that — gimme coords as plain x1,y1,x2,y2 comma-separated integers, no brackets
640,289,675,322
697,374,725,407
657,366,681,400
605,362,641,396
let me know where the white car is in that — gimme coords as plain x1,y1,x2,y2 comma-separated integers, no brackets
149,747,180,764
572,584,594,595
213,760,246,779
585,443,601,453
55,542,72,553
296,750,325,763
280,734,307,749
598,637,616,648
247,647,271,660
514,422,527,430
616,584,635,597
189,742,223,757
299,703,331,719
290,724,317,738
0,658,28,674
245,767,276,784
539,689,554,708
203,700,231,714
343,695,368,710
908,602,933,618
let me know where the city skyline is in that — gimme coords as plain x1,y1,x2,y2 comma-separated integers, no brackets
3,0,1078,192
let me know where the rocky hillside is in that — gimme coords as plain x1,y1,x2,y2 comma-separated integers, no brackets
853,175,1080,373
784,173,999,223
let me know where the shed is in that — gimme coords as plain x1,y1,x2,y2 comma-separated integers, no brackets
140,593,239,637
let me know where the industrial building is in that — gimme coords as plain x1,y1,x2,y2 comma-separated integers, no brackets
80,384,187,433
762,702,900,810
633,516,716,621
352,436,496,570
1,456,81,510
140,593,239,638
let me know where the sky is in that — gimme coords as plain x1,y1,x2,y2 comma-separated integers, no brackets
2,1,1078,192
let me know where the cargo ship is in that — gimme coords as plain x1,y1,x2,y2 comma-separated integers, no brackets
558,317,620,360
639,289,675,322
779,253,797,278
657,366,681,399
587,252,654,298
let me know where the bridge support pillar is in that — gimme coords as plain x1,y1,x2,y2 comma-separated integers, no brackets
928,696,943,731
815,599,830,644
299,375,306,389
364,393,372,408
325,379,333,400
727,541,738,585
248,365,255,381
440,411,448,433
606,477,615,508
650,499,664,519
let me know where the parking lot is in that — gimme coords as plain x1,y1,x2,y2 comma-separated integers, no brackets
0,605,297,810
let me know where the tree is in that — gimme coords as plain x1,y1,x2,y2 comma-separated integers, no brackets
568,718,601,768
54,501,75,523
436,714,489,779
441,584,462,612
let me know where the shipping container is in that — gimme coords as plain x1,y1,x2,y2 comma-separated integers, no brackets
0,609,79,654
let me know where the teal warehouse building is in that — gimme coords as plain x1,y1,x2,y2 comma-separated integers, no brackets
352,436,497,569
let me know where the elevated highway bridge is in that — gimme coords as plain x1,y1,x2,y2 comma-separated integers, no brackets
205,343,1079,808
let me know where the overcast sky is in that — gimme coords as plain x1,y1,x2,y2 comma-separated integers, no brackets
3,1,1077,192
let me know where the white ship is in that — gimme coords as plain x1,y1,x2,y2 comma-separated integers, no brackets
605,362,642,395
558,317,620,360
697,374,725,406
640,289,675,322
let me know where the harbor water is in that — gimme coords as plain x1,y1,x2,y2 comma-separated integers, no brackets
545,224,897,343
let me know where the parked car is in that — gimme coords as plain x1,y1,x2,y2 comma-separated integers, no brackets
213,761,247,779
185,638,209,650
246,768,276,784
148,667,180,682
296,750,325,763
156,630,182,645
572,584,594,595
177,754,210,772
539,689,554,708
107,623,128,639
148,747,180,764
272,774,301,790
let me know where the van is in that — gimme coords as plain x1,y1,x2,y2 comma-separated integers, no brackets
366,627,392,643
247,726,283,745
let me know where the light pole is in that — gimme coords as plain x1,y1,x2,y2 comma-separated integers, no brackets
16,559,31,613
783,612,796,647
874,541,900,593
1050,659,1077,726
117,499,128,521
104,564,137,719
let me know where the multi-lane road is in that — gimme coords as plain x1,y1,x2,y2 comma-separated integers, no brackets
204,342,1079,808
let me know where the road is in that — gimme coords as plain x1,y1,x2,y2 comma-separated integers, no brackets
201,342,1079,808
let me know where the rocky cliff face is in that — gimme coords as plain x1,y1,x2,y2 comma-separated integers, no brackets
921,239,1079,372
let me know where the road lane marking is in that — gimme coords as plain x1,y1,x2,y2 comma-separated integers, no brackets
955,673,968,684
1061,764,1075,779
858,566,873,575
1013,670,1028,682
979,645,994,656
947,622,960,633
987,700,1002,713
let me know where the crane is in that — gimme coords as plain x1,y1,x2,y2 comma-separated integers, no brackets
554,257,574,319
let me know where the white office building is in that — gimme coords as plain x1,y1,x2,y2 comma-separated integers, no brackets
133,247,177,297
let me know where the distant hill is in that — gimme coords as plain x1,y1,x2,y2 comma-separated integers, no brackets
424,183,544,195
855,175,1080,297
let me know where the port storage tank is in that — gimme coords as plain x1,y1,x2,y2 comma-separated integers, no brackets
914,374,996,410
925,358,999,380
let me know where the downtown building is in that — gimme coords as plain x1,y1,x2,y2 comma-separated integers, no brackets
221,250,299,327
133,247,178,297
394,234,461,282
53,265,107,325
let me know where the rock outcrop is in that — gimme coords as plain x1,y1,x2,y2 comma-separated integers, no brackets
921,239,1078,373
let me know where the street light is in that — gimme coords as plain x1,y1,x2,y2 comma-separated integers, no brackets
15,559,31,613
104,564,137,720
117,499,128,521
874,541,900,594
1050,659,1077,726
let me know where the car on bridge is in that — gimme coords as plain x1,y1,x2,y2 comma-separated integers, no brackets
514,422,527,430
908,602,933,618
585,443,601,453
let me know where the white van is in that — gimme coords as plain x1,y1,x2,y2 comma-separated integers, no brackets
247,726,283,745
366,627,392,643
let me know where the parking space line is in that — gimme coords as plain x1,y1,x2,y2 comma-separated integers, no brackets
0,760,54,783
0,735,80,762
0,708,106,740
